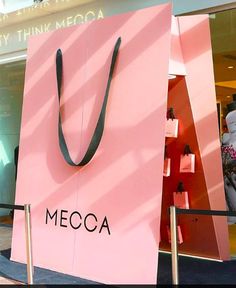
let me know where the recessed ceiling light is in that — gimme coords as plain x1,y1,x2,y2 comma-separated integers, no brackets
227,66,234,69
227,95,231,98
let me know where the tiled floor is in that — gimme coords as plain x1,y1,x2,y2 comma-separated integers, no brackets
0,226,12,251
0,276,21,285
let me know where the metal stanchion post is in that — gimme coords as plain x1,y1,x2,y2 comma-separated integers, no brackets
24,204,34,285
170,206,179,285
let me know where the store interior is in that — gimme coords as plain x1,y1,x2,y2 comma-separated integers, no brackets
211,9,236,131
0,61,24,217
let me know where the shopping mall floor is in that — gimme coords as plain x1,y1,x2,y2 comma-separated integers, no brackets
0,218,236,285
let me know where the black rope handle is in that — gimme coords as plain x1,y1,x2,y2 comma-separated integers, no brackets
183,144,193,155
176,181,185,193
56,37,121,166
167,107,175,120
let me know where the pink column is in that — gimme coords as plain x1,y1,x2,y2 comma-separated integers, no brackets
178,15,230,260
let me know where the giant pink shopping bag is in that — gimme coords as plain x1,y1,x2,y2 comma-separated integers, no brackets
11,4,172,285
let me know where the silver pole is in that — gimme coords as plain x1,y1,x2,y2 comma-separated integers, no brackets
24,204,34,284
170,206,179,285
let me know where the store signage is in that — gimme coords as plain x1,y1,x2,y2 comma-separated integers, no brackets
0,10,104,46
16,10,104,42
0,33,9,46
45,208,111,235
0,3,104,54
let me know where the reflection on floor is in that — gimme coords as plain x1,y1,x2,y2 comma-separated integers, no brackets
0,216,13,254
0,221,22,285
0,226,12,251
229,224,236,258
0,215,13,225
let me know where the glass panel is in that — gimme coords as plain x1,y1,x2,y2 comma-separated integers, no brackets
210,9,236,134
210,9,236,258
0,60,25,217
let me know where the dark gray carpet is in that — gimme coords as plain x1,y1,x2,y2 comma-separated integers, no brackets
157,252,236,285
1,248,236,285
0,249,99,285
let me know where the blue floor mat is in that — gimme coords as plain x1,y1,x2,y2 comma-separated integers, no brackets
0,249,99,285
1,248,236,285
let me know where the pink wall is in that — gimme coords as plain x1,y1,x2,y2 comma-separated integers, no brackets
178,15,230,260
160,76,230,259
169,17,186,76
160,15,229,260
11,4,172,284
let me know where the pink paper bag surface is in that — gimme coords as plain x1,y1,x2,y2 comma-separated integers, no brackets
165,119,178,138
11,4,172,284
173,191,190,209
180,154,195,173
